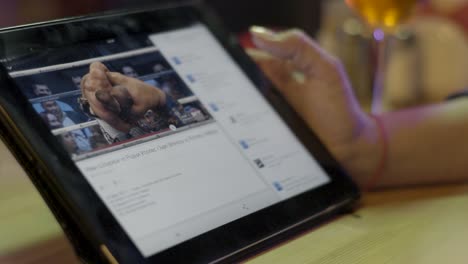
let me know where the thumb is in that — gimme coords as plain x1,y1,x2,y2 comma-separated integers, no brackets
250,26,324,74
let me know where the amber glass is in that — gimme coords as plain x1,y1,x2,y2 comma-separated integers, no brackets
345,0,418,31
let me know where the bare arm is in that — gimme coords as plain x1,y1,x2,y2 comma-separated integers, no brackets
348,100,468,188
249,26,468,189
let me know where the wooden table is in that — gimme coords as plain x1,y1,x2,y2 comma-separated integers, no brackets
1,140,468,264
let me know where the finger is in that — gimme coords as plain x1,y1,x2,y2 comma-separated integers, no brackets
89,61,109,72
111,85,133,108
110,85,134,119
247,48,298,93
250,26,327,74
86,72,111,91
82,73,107,95
91,105,133,133
89,65,109,81
95,90,121,113
106,72,131,86
246,48,274,60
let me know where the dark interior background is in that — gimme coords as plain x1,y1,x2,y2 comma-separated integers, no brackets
0,0,323,35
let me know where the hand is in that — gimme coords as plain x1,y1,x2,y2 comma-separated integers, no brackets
248,27,374,174
81,62,166,132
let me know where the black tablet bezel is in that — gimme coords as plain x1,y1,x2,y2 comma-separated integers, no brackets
0,3,360,263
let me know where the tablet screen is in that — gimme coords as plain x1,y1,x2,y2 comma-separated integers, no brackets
5,23,330,257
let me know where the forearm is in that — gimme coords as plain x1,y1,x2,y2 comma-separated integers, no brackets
343,99,468,189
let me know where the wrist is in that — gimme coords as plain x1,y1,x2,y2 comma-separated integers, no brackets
334,114,384,189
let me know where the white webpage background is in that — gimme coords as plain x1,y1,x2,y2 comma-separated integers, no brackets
77,124,269,255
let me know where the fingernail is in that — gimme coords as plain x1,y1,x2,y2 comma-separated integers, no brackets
245,48,259,55
245,48,260,58
250,26,276,39
245,48,269,59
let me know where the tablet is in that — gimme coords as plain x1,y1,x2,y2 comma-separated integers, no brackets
0,3,359,263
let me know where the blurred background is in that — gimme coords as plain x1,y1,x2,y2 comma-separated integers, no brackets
0,0,322,35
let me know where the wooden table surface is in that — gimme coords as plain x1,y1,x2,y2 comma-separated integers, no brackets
1,139,468,264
